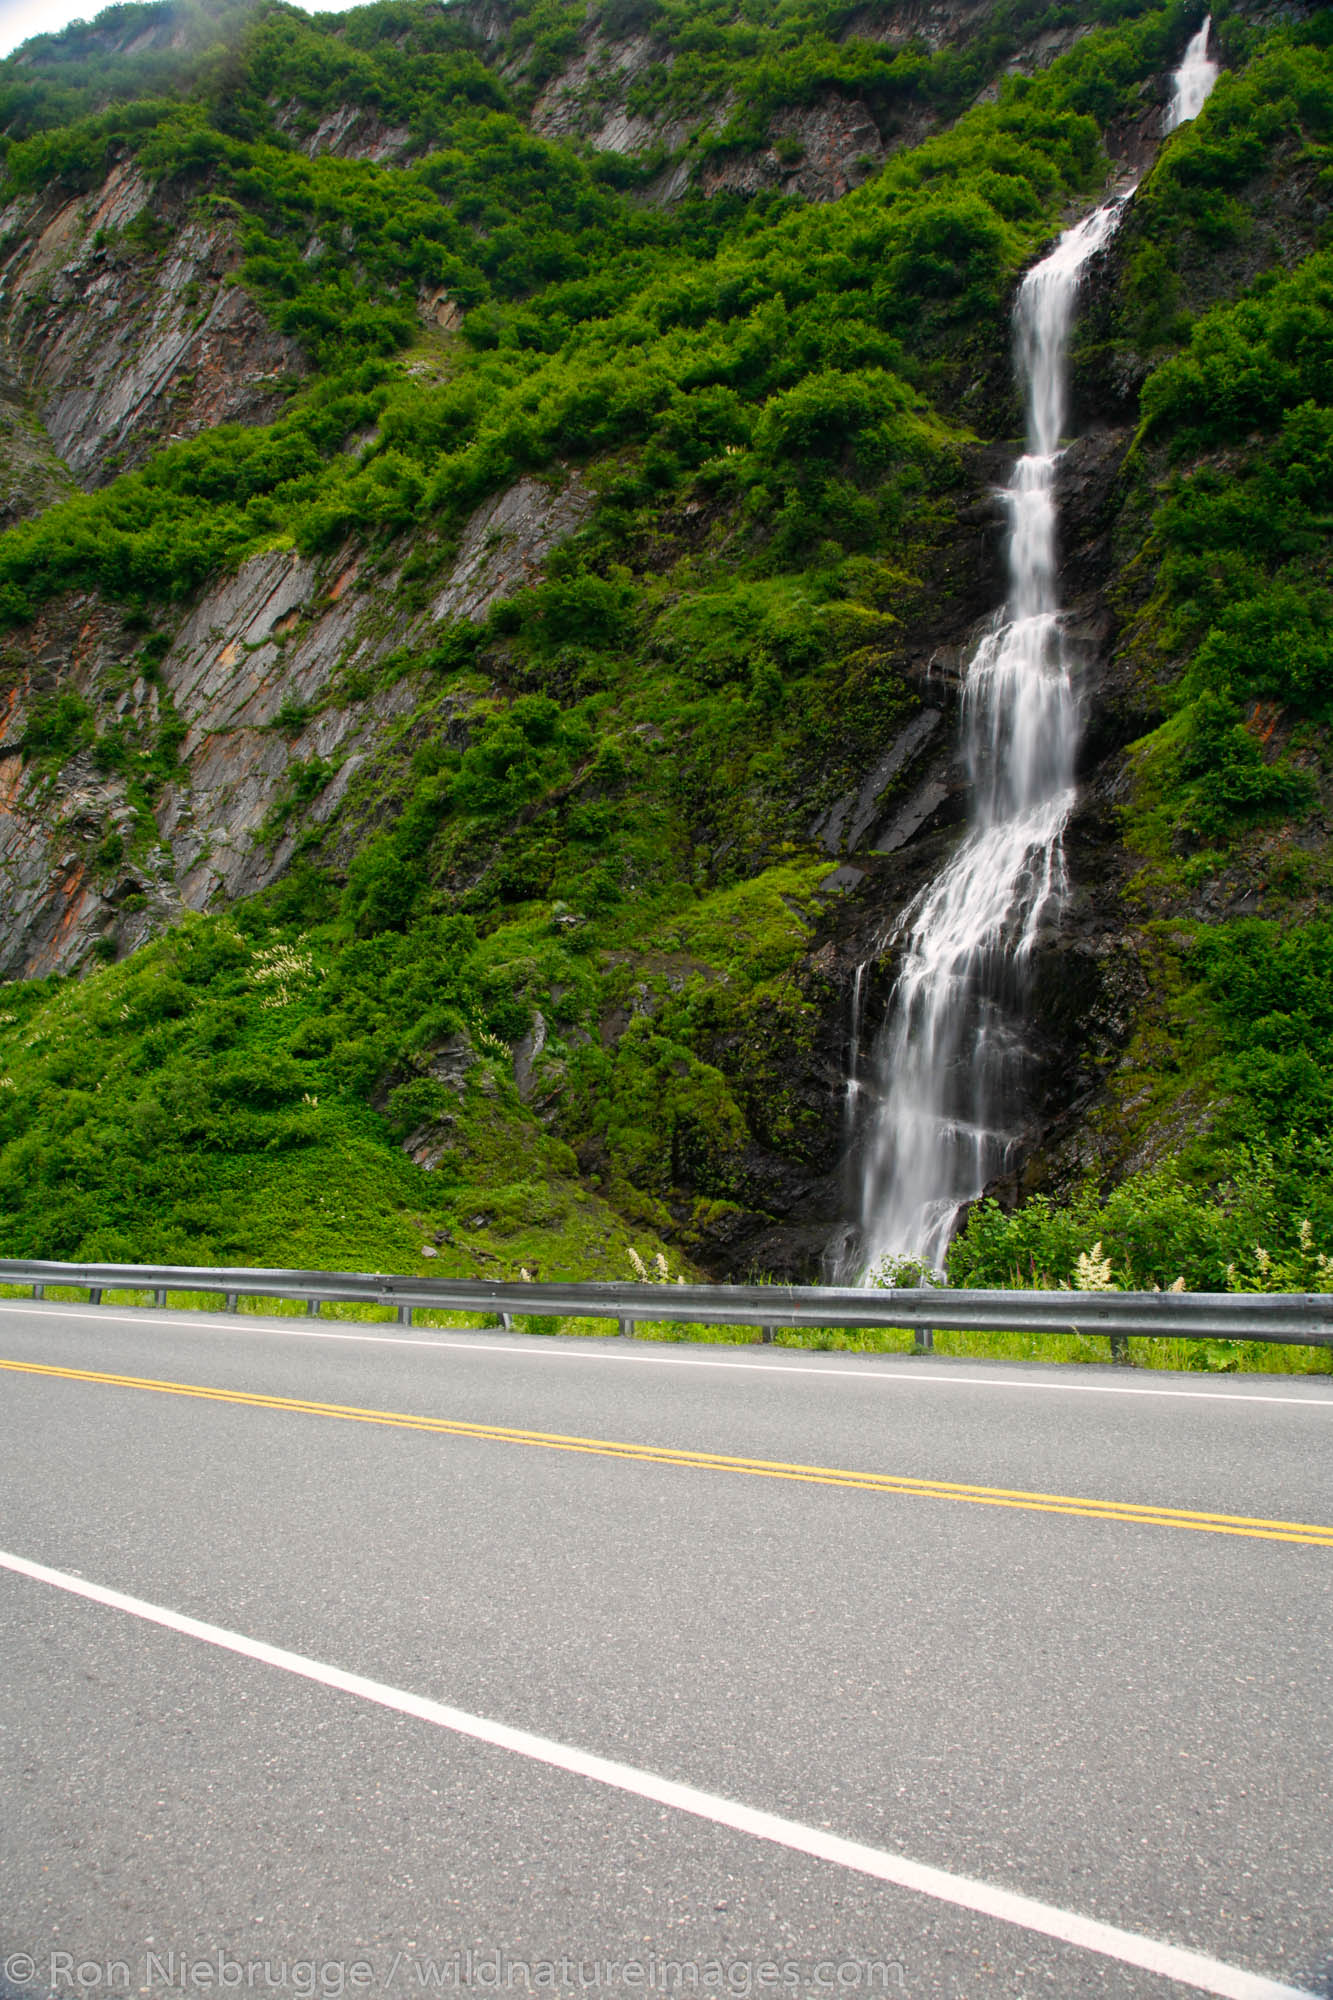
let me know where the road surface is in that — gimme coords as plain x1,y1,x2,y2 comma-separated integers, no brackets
1,1297,1330,2000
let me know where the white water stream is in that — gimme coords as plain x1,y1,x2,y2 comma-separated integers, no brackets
845,28,1220,1278
849,199,1126,1275
1166,16,1218,132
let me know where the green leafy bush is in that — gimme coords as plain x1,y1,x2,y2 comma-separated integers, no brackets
1142,252,1333,449
948,1153,1333,1294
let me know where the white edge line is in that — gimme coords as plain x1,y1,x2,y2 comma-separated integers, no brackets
1,1301,1331,1410
0,1547,1316,2000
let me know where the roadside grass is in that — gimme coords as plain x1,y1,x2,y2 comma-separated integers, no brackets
771,1323,1332,1373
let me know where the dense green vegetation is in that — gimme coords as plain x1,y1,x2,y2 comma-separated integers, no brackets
0,854,830,1273
0,0,1330,1360
950,915,1333,1305
1127,268,1331,848
0,18,1144,611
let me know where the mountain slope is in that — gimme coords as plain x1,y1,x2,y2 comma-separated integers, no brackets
0,0,1329,1303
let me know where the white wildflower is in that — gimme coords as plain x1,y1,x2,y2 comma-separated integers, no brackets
1168,1276,1187,1293
654,1251,670,1282
520,1267,533,1283
1254,1245,1271,1275
1073,1242,1115,1292
627,1246,648,1279
301,1092,318,1107
0,1076,13,1089
1300,1217,1315,1254
252,940,316,1006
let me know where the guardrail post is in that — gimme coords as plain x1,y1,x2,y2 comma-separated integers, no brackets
0,1265,1322,1358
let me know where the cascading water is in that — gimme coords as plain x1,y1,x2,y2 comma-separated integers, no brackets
849,200,1127,1276
1165,16,1218,132
844,27,1221,1279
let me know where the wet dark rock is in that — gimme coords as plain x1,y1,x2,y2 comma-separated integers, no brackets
513,1012,548,1103
812,708,945,854
425,1035,477,1092
815,865,866,899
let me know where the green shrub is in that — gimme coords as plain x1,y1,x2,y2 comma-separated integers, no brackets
948,1154,1333,1293
22,692,94,759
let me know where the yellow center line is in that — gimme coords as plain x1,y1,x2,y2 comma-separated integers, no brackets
5,1356,1332,1546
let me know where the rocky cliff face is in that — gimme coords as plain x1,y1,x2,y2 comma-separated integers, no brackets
269,98,414,164
520,0,1107,205
0,158,304,490
0,353,72,529
525,33,891,205
0,467,590,978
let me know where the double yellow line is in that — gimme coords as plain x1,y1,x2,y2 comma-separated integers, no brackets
5,1355,1332,1546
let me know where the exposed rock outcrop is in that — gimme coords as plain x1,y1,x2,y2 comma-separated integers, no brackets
523,0,1114,208
269,99,415,164
836,0,995,51
0,159,304,488
701,95,885,203
429,473,592,625
0,354,72,527
0,470,595,977
531,33,697,156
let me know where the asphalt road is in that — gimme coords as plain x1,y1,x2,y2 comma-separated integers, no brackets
1,1299,1330,2000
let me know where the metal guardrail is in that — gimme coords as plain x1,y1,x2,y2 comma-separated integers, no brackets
2,1258,1331,1364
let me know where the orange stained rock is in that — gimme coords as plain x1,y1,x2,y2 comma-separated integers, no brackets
1247,699,1282,745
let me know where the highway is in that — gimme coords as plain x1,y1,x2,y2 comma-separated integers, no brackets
1,1299,1330,2000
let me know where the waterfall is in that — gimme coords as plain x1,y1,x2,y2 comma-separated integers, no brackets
842,37,1222,1280
848,199,1128,1277
1165,16,1218,132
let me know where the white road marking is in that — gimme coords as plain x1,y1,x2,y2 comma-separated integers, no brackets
0,1548,1315,2000
1,1300,1331,1408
